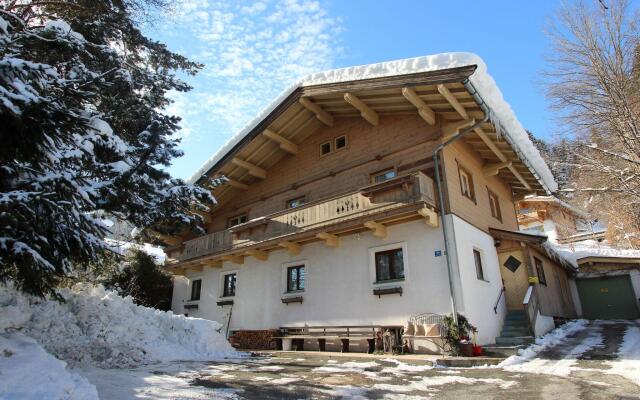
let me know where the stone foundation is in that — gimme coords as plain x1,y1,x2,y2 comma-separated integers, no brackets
229,329,278,350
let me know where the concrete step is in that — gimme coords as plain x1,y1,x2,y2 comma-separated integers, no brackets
495,336,535,346
505,313,527,321
501,327,529,334
482,344,526,358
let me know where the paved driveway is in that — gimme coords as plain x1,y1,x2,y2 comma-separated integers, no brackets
84,320,640,399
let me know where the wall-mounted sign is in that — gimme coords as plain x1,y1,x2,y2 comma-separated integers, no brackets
434,250,442,257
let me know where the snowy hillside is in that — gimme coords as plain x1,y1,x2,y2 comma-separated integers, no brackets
0,284,239,399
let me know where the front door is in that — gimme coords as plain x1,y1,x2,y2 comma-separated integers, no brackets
576,276,640,319
499,252,529,310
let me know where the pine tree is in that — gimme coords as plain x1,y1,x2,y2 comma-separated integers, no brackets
0,1,221,296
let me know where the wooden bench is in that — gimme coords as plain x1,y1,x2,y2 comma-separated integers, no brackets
402,313,448,354
274,325,403,353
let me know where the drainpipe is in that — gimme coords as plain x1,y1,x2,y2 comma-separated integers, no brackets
433,78,492,325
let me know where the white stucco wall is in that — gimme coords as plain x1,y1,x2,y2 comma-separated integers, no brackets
172,220,456,332
448,215,507,345
533,312,556,337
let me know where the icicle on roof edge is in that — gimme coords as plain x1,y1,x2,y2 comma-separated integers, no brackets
187,52,558,193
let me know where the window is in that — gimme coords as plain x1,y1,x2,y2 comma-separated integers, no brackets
534,257,547,285
458,165,475,201
190,279,202,301
375,248,405,282
473,249,485,281
222,273,236,297
286,196,306,209
320,141,332,156
286,265,305,292
227,213,247,228
488,189,502,222
371,168,397,183
335,135,347,150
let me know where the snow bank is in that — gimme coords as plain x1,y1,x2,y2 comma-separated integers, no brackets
188,52,557,193
499,319,588,367
0,333,98,400
0,283,239,368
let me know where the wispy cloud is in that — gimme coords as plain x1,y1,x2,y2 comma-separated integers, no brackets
160,0,341,143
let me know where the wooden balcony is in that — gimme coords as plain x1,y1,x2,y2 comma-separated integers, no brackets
169,172,437,267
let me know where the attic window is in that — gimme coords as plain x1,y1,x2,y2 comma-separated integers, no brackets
335,135,347,150
320,141,332,156
227,213,247,228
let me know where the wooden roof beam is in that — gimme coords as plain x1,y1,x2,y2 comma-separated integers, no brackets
364,221,387,238
483,161,512,177
278,241,301,255
299,97,334,126
437,84,469,119
222,254,244,265
473,127,532,191
231,157,266,179
401,87,436,125
316,232,339,247
226,178,249,190
245,249,268,261
262,129,299,155
344,93,379,126
441,119,476,143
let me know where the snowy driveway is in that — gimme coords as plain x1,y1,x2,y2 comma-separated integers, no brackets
81,320,640,399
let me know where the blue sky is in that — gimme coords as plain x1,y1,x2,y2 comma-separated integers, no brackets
149,0,560,180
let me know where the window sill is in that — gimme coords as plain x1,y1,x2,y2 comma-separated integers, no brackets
283,290,305,295
216,299,234,306
373,279,405,285
477,279,490,284
184,303,199,310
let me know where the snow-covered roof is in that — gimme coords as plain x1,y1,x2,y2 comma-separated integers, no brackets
545,240,640,269
521,195,589,220
188,52,557,193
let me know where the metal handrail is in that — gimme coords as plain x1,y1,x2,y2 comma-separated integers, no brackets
493,286,506,314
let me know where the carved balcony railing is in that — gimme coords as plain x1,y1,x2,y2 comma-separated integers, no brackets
174,172,436,263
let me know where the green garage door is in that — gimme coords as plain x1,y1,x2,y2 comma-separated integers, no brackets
577,276,640,319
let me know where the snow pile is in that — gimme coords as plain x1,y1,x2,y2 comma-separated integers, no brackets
188,53,557,193
0,333,98,400
499,319,588,367
606,324,640,386
0,283,239,368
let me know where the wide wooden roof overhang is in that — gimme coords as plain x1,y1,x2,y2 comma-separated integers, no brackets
195,65,547,211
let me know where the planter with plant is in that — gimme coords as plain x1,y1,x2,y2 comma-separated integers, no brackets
442,313,478,356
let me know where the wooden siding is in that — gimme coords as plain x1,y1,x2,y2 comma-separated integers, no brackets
442,139,518,233
207,114,440,233
527,247,577,318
